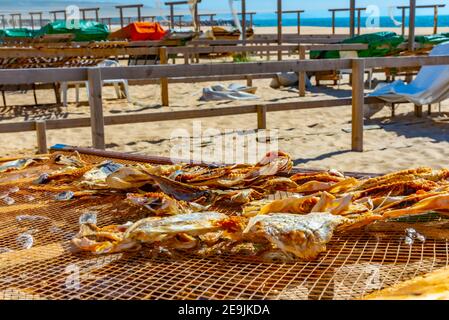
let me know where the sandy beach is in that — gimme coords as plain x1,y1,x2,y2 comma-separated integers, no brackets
1,25,449,173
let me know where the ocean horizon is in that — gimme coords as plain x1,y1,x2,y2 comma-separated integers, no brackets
1,9,448,29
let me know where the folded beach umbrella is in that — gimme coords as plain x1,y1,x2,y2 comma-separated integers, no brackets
109,22,167,41
35,20,109,42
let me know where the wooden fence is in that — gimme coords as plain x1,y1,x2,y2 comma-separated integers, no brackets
0,43,369,104
1,54,449,154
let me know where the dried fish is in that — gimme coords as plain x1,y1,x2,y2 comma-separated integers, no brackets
53,152,85,168
243,213,347,260
0,157,47,173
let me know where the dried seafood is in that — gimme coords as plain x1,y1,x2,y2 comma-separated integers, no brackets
3,150,449,262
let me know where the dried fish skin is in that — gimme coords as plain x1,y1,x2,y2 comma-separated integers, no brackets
72,223,138,254
294,177,358,194
124,212,229,243
290,172,344,184
212,188,264,205
382,194,449,219
355,167,433,191
106,167,152,190
72,212,234,254
243,196,320,217
243,213,346,260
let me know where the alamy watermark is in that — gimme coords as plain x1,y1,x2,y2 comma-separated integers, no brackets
170,121,279,164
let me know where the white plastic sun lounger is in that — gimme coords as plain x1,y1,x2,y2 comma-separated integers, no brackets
369,42,449,106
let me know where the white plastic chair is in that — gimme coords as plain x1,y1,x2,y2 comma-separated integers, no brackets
338,51,373,89
60,60,130,107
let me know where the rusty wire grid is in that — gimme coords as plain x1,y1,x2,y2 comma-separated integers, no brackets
0,152,448,300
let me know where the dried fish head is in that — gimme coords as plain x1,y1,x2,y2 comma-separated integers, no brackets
147,174,211,203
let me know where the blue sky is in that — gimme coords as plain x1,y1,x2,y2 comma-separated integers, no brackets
1,0,448,17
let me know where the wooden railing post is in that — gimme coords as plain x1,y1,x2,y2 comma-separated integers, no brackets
35,120,48,154
351,59,365,152
298,45,306,97
88,67,105,150
246,75,253,87
159,47,169,107
257,105,267,130
414,104,423,117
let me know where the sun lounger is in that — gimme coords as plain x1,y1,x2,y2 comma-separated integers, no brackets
367,42,449,117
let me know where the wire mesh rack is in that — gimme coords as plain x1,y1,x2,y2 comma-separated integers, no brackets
0,151,448,300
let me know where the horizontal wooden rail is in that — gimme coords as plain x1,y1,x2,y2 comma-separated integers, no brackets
0,97,382,134
2,55,448,85
0,43,368,59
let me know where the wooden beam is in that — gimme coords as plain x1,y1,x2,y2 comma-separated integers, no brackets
433,5,438,34
408,0,416,52
169,4,175,28
298,45,306,97
0,97,383,134
241,0,246,43
87,68,105,150
332,11,335,34
4,54,449,87
351,58,365,152
357,8,361,35
119,8,124,28
257,105,267,130
277,0,282,61
401,8,406,36
35,121,48,154
350,0,356,37
414,104,423,117
159,47,169,106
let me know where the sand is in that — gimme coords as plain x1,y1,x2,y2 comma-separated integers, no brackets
1,26,449,174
